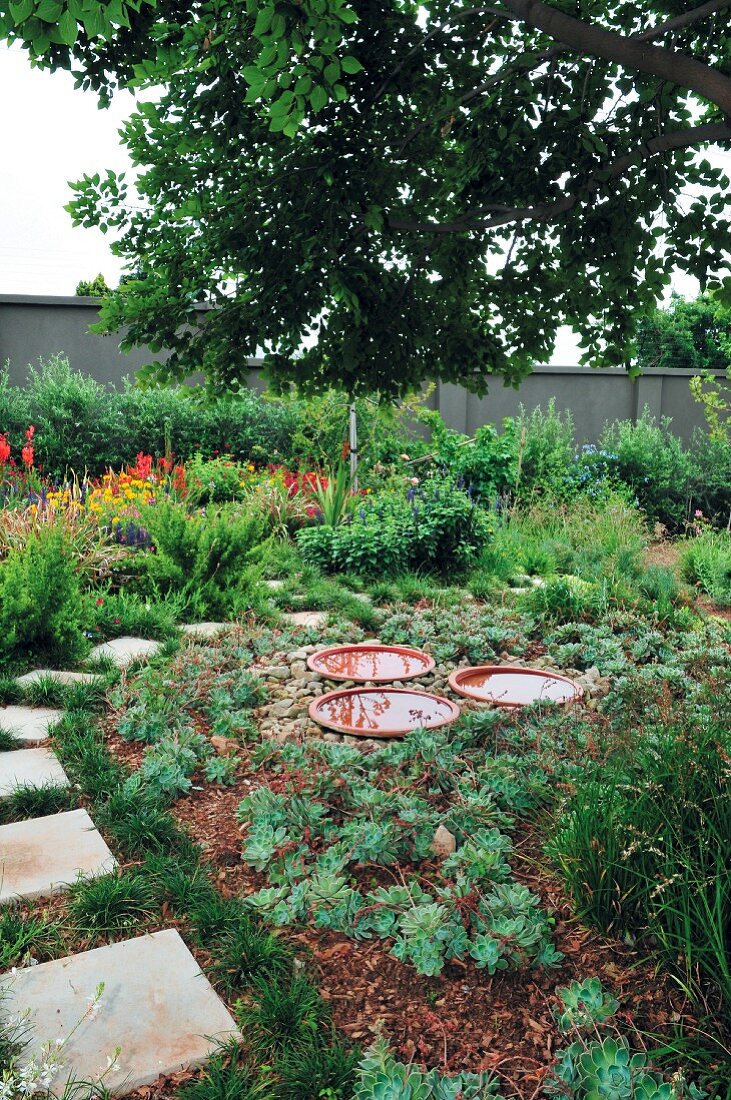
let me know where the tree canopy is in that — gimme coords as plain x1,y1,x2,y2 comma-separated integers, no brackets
3,0,731,396
636,291,731,372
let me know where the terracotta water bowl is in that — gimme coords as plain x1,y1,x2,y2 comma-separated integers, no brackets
448,666,583,708
307,644,435,683
309,687,460,738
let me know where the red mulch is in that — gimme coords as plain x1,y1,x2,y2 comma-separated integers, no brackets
164,762,700,1097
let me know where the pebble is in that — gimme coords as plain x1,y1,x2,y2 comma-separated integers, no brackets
266,666,291,680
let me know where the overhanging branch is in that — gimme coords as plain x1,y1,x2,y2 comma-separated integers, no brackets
502,0,731,117
388,121,731,235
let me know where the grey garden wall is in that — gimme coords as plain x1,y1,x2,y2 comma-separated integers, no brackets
0,294,718,443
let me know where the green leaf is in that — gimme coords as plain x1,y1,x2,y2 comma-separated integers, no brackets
243,65,265,87
340,55,362,74
337,7,358,22
9,0,33,23
34,0,63,22
57,8,77,44
310,83,327,112
253,5,273,36
324,59,340,84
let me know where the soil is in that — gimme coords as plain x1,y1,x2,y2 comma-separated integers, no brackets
645,538,731,621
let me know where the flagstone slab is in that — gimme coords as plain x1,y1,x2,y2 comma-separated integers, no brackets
1,929,241,1097
283,610,328,629
0,706,64,745
0,809,116,904
181,622,229,640
89,637,162,668
0,748,69,799
16,670,100,688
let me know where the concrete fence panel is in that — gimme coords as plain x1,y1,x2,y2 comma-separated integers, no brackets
0,295,718,444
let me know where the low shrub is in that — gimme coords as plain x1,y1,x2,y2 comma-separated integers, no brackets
599,410,698,530
140,500,270,618
297,476,491,576
185,453,251,505
680,530,731,606
515,400,575,500
419,410,519,500
0,523,87,671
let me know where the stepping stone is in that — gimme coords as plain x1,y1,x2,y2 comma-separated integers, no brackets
265,579,284,590
181,622,229,640
283,610,328,629
1,929,241,1097
0,706,63,745
0,748,69,799
0,809,116,904
89,637,162,668
16,670,100,688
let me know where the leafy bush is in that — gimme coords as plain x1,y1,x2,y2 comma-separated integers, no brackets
140,500,269,617
515,401,575,500
599,410,697,530
0,524,87,671
690,430,731,527
680,531,731,606
419,411,518,500
297,476,491,576
24,356,116,477
286,388,429,471
185,454,251,505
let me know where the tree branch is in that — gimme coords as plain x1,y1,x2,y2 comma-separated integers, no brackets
635,1,731,43
502,0,731,117
388,121,731,235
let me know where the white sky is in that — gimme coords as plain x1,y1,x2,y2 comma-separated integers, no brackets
0,41,727,364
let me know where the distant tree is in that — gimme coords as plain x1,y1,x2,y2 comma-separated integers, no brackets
636,293,731,372
4,0,731,396
75,273,111,298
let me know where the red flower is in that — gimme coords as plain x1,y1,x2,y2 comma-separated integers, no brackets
96,597,104,606
21,441,34,469
25,425,35,442
0,434,10,465
132,452,153,479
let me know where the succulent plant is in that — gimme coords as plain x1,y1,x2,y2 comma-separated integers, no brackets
575,1038,648,1100
555,977,620,1034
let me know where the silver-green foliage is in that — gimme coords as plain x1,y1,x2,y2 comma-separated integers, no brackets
237,733,562,977
353,1038,500,1100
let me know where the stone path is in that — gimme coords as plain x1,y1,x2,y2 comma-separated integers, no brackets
283,610,328,628
3,637,244,1096
89,637,162,668
0,747,69,799
0,706,63,745
15,669,99,688
0,809,116,904
2,930,241,1097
